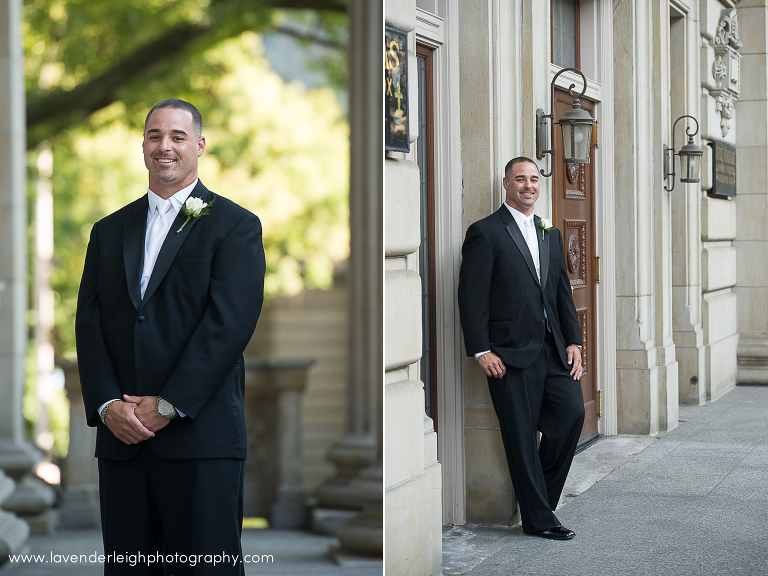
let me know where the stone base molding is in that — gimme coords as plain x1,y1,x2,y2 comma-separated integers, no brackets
314,433,376,511
0,470,29,564
336,463,382,555
737,333,768,385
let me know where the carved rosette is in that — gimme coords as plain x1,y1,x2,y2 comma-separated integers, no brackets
711,8,742,137
566,163,578,184
565,220,587,287
567,235,580,273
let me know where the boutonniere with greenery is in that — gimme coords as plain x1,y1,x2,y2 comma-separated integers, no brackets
537,217,555,240
176,197,214,233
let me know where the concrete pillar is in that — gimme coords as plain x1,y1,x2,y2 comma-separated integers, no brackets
313,0,383,556
735,1,768,385
671,3,707,407
650,0,679,431
57,360,100,529
242,358,314,529
0,0,39,555
613,0,677,435
383,0,445,571
331,0,383,558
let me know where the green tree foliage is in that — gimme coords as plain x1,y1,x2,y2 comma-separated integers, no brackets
44,32,349,359
24,0,347,147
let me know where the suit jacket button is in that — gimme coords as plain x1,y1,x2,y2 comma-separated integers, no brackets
138,316,146,322
541,319,545,325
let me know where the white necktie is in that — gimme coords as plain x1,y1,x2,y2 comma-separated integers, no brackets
523,219,540,281
141,198,173,298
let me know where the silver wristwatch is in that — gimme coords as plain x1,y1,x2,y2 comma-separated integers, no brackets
100,399,118,425
157,396,177,420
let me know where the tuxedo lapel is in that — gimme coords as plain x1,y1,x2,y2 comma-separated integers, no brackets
536,216,550,290
123,196,149,311
500,208,539,285
140,181,212,310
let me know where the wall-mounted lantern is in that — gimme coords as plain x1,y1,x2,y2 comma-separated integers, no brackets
536,67,595,178
664,115,704,192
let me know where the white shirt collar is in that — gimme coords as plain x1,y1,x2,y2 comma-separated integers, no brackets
504,202,535,229
147,179,199,216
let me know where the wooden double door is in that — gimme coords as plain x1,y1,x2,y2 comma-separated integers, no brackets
552,88,598,442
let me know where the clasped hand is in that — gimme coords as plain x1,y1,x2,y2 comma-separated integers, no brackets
103,395,170,445
478,346,583,381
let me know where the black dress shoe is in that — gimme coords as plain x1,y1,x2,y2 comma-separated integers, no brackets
532,525,575,540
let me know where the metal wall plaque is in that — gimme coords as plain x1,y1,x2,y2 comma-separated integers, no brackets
385,27,409,153
709,141,737,197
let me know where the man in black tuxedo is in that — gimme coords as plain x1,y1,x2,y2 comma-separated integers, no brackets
76,99,265,574
458,156,584,540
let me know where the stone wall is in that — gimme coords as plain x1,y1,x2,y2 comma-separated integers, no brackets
384,0,442,573
735,0,768,385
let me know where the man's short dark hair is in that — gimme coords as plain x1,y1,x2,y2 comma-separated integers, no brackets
504,156,539,177
145,99,203,138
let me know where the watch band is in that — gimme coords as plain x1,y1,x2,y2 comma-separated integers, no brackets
100,399,118,425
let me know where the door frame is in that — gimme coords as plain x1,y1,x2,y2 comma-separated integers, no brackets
416,5,467,524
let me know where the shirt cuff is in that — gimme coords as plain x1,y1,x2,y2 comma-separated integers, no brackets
474,351,491,360
98,399,120,417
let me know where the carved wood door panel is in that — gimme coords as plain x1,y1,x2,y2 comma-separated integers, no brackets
552,87,597,442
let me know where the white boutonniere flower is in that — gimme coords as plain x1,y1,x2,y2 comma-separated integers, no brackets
176,197,214,233
537,217,555,240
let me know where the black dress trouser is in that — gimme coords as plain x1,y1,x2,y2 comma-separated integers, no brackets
98,443,245,576
487,330,585,534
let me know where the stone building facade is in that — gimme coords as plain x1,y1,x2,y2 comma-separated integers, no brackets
385,1,768,574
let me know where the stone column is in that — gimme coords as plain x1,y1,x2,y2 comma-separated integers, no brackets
650,0,679,431
735,1,768,385
670,5,707,407
325,0,383,558
242,358,314,529
383,0,439,571
0,0,41,554
612,0,678,435
57,360,100,529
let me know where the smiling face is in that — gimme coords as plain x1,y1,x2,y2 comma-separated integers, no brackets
142,107,205,198
502,161,540,217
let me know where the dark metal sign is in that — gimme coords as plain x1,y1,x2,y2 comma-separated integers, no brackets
385,27,409,153
709,141,736,197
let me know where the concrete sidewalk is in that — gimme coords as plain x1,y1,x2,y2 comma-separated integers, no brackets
443,385,768,576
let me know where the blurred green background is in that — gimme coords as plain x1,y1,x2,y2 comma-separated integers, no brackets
22,0,350,461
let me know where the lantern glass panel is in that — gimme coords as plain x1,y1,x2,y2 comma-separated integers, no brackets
560,123,592,163
680,153,701,183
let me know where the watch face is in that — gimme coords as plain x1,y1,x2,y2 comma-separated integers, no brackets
158,398,173,416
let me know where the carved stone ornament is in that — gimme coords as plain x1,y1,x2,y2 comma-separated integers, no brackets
712,56,727,89
710,9,742,137
714,9,742,50
567,235,580,273
716,92,735,137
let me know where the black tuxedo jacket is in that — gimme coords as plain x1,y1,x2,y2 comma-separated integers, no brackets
75,180,265,461
458,206,581,370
